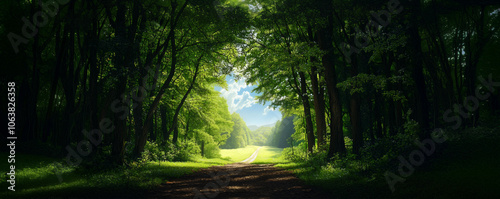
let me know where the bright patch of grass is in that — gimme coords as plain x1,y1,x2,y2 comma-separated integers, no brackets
251,146,289,164
219,145,260,162
191,156,233,165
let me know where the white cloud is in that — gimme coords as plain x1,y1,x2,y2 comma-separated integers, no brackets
263,106,274,116
220,78,256,113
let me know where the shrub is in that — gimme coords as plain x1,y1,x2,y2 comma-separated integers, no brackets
344,137,353,154
360,132,416,162
306,150,328,170
173,140,200,161
282,145,308,162
142,141,165,162
203,142,221,158
140,140,200,163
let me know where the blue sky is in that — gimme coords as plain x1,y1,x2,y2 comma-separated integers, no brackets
214,75,282,127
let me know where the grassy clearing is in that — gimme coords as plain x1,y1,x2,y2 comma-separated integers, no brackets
251,146,288,164
219,145,289,164
219,145,260,162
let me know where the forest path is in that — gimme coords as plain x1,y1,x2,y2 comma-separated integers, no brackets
147,148,331,199
240,146,262,163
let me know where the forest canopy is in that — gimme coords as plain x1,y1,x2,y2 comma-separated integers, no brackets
0,1,499,193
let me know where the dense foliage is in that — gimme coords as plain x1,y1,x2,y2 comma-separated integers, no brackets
239,0,500,160
0,0,251,165
220,113,252,149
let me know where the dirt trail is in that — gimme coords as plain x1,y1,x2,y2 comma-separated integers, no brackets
240,147,261,163
148,148,331,199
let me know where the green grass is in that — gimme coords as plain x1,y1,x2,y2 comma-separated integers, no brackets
0,153,231,198
4,140,498,198
0,145,266,198
219,145,289,164
219,145,260,162
251,146,289,164
274,132,500,198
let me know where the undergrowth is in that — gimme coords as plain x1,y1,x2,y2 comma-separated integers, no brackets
277,124,500,198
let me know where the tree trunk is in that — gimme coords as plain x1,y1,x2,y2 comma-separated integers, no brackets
184,118,190,141
308,25,326,149
112,78,127,165
201,141,205,157
299,71,315,153
408,0,431,140
168,55,203,144
160,105,169,143
109,1,130,165
349,58,362,155
172,117,179,144
317,3,346,158
310,64,327,148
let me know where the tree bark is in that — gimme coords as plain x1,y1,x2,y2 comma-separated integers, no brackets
160,105,170,143
317,0,346,158
299,71,315,153
307,25,326,149
108,1,133,165
311,67,326,148
349,58,362,155
408,0,431,140
169,55,203,144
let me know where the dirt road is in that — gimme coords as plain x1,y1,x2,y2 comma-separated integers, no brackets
148,148,331,199
240,147,261,163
